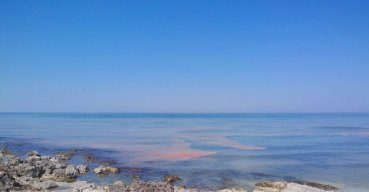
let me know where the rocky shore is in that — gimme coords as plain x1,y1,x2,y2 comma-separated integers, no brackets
0,149,338,192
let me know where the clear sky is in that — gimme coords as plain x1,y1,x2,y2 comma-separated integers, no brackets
1,0,369,113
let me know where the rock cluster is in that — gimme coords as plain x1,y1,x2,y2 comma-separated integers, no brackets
0,149,87,191
0,149,188,192
0,149,338,192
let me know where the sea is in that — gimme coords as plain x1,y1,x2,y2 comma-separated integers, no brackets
1,113,369,191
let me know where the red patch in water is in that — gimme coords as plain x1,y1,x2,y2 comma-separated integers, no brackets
157,150,216,160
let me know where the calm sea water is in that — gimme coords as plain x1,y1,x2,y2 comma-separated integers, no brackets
1,113,369,191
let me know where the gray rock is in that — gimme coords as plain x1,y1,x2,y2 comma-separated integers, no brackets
44,165,55,175
26,155,42,162
0,171,15,191
113,181,125,186
76,164,89,174
0,150,22,166
40,156,51,160
55,163,67,169
131,180,173,192
107,181,129,192
50,156,59,162
13,176,38,190
65,165,79,178
94,166,119,175
67,181,102,192
14,163,44,178
254,181,287,192
31,180,58,190
0,149,12,156
27,150,40,157
51,168,68,179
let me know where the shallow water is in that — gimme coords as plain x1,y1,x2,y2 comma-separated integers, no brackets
1,113,369,191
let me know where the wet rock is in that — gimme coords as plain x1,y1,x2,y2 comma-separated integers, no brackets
164,175,181,184
76,164,89,174
65,165,79,178
254,181,286,192
94,166,120,175
27,150,40,157
293,181,337,191
253,181,337,192
283,183,332,192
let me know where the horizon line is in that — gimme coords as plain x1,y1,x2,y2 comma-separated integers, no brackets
0,111,368,114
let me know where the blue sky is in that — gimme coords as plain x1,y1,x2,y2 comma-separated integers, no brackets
1,0,368,112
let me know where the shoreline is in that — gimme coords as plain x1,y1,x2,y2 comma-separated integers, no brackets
1,148,339,192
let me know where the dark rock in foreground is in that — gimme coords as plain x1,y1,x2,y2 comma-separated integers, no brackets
1,149,86,191
0,171,16,191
